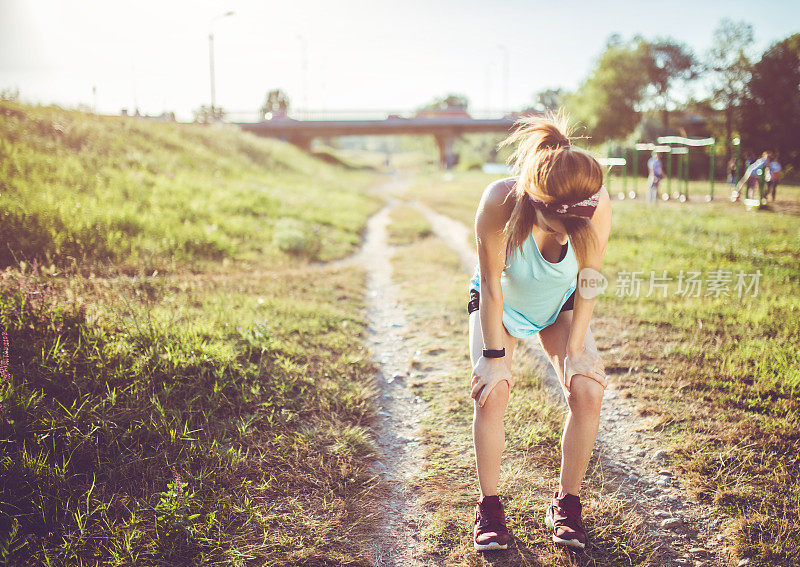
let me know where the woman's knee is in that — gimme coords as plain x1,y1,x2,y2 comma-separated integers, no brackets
566,375,604,414
476,380,511,414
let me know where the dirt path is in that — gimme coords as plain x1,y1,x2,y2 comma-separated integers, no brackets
355,174,437,567
413,198,731,567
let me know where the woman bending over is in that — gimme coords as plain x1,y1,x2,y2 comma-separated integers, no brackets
468,115,611,550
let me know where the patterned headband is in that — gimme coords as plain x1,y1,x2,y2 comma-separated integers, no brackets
528,187,602,218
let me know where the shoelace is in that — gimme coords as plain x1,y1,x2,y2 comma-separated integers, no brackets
553,500,584,532
476,504,505,531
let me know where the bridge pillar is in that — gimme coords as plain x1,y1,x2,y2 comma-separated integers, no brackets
286,134,313,152
434,132,458,169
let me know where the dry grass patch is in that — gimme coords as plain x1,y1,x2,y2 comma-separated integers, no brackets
387,205,433,246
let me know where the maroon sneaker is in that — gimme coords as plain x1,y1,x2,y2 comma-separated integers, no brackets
544,491,587,549
474,495,509,551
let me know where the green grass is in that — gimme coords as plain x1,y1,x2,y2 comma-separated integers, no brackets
0,102,386,565
0,263,380,565
405,169,800,566
0,101,382,273
598,198,800,566
386,206,432,245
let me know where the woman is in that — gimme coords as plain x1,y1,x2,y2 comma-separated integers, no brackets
468,115,612,551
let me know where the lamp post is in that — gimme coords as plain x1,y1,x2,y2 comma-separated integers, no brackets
209,11,234,119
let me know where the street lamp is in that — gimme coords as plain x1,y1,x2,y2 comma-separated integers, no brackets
296,34,308,120
732,137,742,184
209,10,235,119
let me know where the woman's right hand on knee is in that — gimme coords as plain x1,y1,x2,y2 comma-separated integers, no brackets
470,357,512,407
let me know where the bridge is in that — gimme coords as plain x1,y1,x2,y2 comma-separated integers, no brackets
230,109,527,168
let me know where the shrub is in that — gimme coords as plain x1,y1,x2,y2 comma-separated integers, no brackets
271,218,321,258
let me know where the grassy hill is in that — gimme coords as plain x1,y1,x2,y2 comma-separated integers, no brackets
0,103,384,565
0,101,380,273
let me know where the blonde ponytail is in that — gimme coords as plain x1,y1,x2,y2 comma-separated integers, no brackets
498,113,602,268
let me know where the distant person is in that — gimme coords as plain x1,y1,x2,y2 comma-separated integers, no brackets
735,151,769,200
468,115,610,551
766,153,781,202
727,157,739,200
727,158,738,187
647,151,664,203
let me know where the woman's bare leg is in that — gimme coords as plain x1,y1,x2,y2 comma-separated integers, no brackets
538,309,604,496
469,311,517,497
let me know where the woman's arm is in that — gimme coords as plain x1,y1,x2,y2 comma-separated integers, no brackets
470,180,515,406
475,182,513,352
564,187,612,388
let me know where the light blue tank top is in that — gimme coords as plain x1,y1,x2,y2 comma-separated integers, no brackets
469,231,579,338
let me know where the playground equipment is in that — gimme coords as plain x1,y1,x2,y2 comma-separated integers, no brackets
739,160,770,211
603,136,718,203
633,143,672,200
656,136,716,201
597,156,628,199
732,137,742,181
727,137,767,210
670,147,689,202
601,136,769,209
727,137,769,211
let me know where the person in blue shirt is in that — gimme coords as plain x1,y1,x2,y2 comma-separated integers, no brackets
766,153,782,202
647,151,664,203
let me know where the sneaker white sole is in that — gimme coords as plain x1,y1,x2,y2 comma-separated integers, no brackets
552,535,586,549
545,508,585,549
474,541,508,551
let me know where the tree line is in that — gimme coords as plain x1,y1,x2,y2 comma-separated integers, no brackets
556,20,799,172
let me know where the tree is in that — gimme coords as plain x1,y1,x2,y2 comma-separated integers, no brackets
534,88,564,112
193,105,225,123
566,35,651,142
705,19,754,159
643,38,698,128
741,33,800,168
260,89,291,120
417,94,469,114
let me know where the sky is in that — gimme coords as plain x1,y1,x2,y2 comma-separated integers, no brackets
1,0,799,121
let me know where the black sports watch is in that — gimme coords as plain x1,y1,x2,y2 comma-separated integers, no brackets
482,348,506,359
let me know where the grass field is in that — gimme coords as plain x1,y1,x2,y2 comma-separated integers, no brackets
387,205,433,245
0,101,381,273
405,169,800,566
0,103,384,565
3,100,798,564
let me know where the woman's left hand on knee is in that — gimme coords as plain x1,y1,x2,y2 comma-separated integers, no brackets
564,345,606,391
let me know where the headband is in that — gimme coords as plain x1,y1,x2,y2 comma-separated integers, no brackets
528,187,602,218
